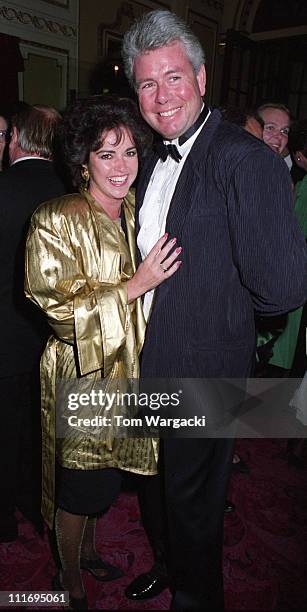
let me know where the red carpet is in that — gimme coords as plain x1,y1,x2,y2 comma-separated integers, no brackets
0,439,306,611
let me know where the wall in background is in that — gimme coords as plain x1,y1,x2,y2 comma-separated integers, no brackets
78,0,224,106
0,0,78,111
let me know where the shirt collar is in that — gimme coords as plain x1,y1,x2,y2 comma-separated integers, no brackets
163,104,211,157
11,156,51,166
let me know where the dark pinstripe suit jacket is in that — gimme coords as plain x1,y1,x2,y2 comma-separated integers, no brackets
136,110,307,378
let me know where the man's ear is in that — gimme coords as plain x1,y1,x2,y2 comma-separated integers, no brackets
197,64,206,97
10,126,18,144
8,126,20,163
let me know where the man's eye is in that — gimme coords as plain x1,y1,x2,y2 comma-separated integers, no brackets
264,125,274,132
142,82,154,90
170,75,180,82
281,128,290,136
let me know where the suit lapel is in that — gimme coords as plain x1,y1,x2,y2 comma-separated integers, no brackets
165,109,222,239
134,110,222,306
152,110,222,309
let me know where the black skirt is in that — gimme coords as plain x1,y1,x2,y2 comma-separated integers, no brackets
55,464,122,516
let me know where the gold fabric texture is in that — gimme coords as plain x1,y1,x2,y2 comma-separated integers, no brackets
25,189,158,527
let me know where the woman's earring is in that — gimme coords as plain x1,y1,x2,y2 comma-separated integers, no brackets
81,165,90,190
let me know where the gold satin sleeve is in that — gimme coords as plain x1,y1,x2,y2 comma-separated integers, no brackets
25,201,131,377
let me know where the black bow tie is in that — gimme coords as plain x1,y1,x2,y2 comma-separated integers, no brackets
154,141,182,163
154,104,210,163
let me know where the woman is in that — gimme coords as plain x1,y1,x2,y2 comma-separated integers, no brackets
267,119,307,374
25,95,181,609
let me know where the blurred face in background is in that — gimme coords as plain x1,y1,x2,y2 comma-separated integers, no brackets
259,107,290,155
0,115,8,168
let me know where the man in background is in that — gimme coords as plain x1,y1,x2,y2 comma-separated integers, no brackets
0,113,8,171
0,104,66,542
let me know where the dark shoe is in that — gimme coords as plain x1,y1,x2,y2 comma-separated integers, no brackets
232,456,250,474
224,500,235,514
52,572,88,610
125,568,168,600
80,556,123,581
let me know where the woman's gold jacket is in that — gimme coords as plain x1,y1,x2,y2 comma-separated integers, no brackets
25,189,158,527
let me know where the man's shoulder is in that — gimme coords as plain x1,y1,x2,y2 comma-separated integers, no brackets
0,158,64,184
18,158,65,181
0,162,20,185
209,115,268,161
0,163,29,200
215,120,289,180
0,161,66,212
2,158,50,173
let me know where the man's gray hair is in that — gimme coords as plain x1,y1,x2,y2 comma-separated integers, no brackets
12,104,62,159
122,10,205,89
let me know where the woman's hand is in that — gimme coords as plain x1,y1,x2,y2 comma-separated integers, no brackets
127,233,182,302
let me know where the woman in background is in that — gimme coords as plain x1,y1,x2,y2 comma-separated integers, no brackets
268,119,307,375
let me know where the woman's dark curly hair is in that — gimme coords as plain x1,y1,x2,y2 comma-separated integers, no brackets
61,95,152,188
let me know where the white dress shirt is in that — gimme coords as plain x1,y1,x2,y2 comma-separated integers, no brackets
138,108,211,320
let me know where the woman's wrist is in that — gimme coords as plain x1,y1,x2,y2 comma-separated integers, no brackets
127,277,142,303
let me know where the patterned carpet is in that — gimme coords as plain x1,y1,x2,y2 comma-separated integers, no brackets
0,439,306,611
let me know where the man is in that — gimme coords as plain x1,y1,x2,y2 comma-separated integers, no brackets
0,104,66,542
122,10,306,610
257,102,291,163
